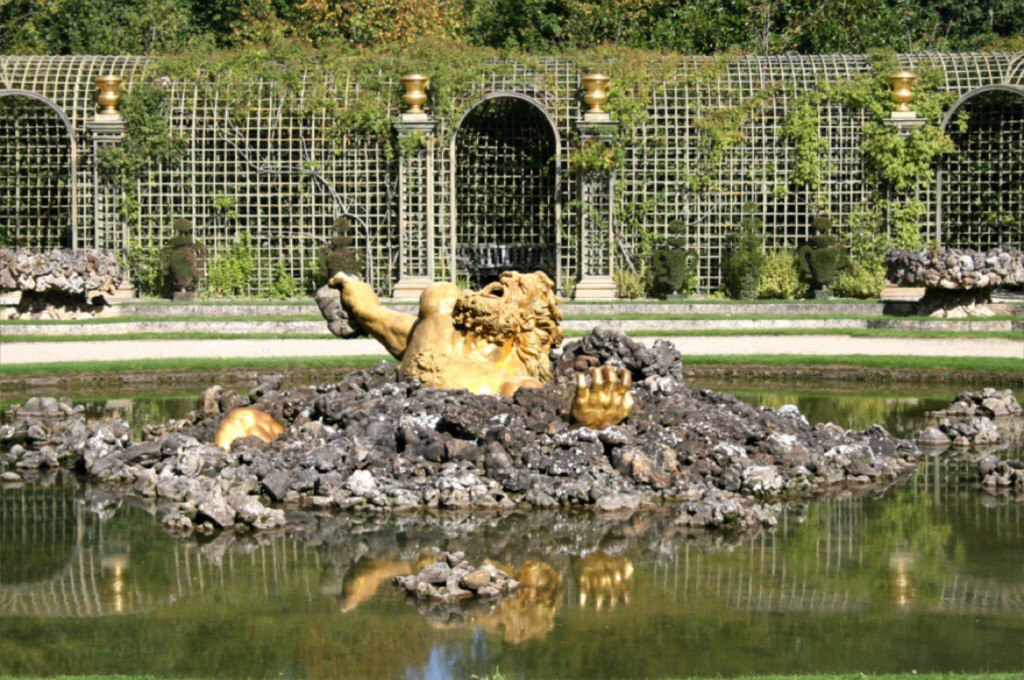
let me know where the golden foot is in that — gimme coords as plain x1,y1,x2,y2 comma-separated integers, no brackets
570,365,634,430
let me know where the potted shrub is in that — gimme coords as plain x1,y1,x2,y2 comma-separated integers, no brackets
163,218,206,300
797,216,847,298
317,217,364,285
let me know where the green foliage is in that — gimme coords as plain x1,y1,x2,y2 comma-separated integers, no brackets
757,249,807,300
122,243,165,297
650,221,698,298
264,262,302,299
5,0,1022,55
782,49,958,201
96,82,185,188
162,218,206,294
316,218,364,286
568,139,623,174
205,232,255,297
720,211,766,300
614,267,647,299
833,260,887,298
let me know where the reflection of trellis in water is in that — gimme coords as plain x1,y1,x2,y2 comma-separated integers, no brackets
940,86,1024,250
0,53,1022,294
0,487,321,618
3,462,1021,621
454,96,558,285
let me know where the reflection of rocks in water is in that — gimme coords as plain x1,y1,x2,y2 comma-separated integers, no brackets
915,389,1024,502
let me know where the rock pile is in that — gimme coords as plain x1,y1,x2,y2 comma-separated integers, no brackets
887,246,1024,290
926,388,1022,420
886,246,1024,317
0,248,125,319
977,455,1024,493
394,551,520,602
1,329,919,534
918,389,1022,449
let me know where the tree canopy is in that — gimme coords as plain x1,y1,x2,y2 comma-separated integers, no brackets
2,0,1021,55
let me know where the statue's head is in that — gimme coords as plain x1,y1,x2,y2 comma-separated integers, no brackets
452,271,564,381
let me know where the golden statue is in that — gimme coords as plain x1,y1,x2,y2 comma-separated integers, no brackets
329,270,633,425
215,270,634,449
215,407,285,450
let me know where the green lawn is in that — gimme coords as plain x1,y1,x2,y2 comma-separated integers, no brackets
2,328,1022,343
0,354,392,376
2,312,1021,326
1,353,1020,377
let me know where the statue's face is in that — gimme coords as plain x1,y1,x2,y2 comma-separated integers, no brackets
453,271,556,344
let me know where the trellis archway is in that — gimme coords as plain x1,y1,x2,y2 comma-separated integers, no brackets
0,90,78,248
450,93,560,287
938,84,1024,250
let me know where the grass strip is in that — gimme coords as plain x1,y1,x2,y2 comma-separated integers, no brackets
1,353,1020,377
3,329,1023,343
0,354,391,376
679,354,1023,372
4,313,1022,326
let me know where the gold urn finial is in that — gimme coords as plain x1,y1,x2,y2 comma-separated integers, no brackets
888,71,917,114
400,74,430,117
581,73,611,119
95,74,124,117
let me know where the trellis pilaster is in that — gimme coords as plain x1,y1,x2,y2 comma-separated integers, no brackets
574,117,619,299
85,115,124,252
393,73,437,300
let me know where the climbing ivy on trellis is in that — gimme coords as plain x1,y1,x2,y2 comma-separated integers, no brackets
780,49,960,197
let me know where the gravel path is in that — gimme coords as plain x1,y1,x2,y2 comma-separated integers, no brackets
1,335,1021,364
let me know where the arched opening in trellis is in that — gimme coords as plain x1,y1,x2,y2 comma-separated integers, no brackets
0,91,77,249
939,85,1024,250
451,94,559,287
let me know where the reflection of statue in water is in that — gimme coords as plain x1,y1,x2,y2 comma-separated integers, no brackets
325,553,438,613
472,560,563,644
216,270,634,448
574,551,634,610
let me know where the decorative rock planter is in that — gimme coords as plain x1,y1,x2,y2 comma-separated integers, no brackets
886,246,1024,317
0,248,125,319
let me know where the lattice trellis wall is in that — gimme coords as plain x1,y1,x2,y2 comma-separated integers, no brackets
0,96,73,248
454,96,558,286
941,88,1024,250
1,52,1022,295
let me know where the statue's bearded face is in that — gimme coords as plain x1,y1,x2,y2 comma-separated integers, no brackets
453,270,563,348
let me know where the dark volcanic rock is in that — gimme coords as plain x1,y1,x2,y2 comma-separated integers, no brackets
2,330,920,534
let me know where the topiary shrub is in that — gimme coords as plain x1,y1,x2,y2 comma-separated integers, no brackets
720,212,766,299
650,220,698,299
316,217,363,285
162,218,206,300
797,217,847,295
757,249,807,300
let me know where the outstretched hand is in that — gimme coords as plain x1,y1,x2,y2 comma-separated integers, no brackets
571,365,635,430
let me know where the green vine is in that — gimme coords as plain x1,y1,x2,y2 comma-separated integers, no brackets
780,49,960,196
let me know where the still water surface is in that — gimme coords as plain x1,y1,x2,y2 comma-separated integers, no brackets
1,382,1022,679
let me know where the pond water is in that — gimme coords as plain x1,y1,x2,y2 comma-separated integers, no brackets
1,381,1022,679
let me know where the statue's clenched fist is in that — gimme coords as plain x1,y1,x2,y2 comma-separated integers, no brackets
571,365,634,429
